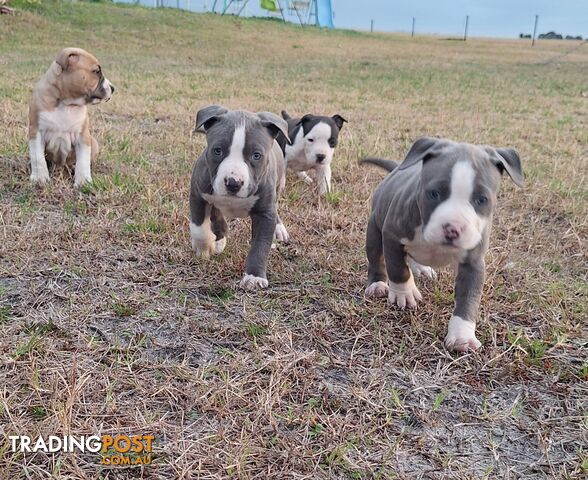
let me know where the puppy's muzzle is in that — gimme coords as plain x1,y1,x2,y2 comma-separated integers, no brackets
89,79,115,104
102,79,115,102
224,177,244,195
443,223,461,243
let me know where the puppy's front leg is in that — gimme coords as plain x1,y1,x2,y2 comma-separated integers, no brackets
315,164,332,195
240,210,276,290
210,206,228,255
29,131,50,184
73,138,93,187
445,258,484,352
383,233,422,309
189,191,217,259
365,215,388,298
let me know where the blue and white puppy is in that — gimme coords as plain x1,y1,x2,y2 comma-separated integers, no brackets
362,137,523,352
278,111,347,195
190,106,291,290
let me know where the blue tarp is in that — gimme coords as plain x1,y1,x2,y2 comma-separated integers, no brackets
315,0,334,28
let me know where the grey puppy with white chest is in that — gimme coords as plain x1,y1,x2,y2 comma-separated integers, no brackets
362,137,523,352
189,106,291,290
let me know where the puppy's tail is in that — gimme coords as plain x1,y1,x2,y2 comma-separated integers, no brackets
281,110,291,120
359,157,400,172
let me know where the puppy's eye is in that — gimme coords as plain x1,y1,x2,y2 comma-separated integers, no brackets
307,138,314,143
94,67,101,75
474,195,488,206
328,138,336,148
251,152,262,162
212,146,223,156
426,189,441,201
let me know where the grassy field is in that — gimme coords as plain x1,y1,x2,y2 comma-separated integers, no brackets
1,1,587,478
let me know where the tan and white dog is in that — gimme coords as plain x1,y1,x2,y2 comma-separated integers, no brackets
28,47,114,187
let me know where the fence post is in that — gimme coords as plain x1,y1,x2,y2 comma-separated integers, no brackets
532,14,539,46
463,15,469,41
370,19,374,32
411,17,415,37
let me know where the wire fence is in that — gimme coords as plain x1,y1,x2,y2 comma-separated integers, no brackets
114,1,586,46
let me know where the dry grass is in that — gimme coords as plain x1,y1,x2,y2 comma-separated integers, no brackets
1,1,587,478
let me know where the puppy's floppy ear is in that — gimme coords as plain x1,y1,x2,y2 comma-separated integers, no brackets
331,114,347,130
296,114,314,127
195,105,228,133
486,147,524,187
55,48,80,72
258,112,291,145
281,110,291,120
398,136,445,170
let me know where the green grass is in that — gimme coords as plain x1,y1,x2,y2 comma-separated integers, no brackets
112,300,137,317
246,323,267,345
25,321,58,336
122,218,166,234
14,334,43,358
0,307,11,325
432,389,450,412
29,406,47,420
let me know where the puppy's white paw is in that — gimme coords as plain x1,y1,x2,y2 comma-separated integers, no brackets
74,174,93,188
365,281,389,298
30,171,51,185
318,182,331,196
387,275,422,309
192,243,214,259
444,316,481,352
190,222,216,259
214,237,226,255
408,257,437,279
274,223,290,243
297,171,314,184
240,274,268,290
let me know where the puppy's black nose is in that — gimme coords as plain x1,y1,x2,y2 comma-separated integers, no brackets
225,177,243,194
443,223,460,242
316,154,326,163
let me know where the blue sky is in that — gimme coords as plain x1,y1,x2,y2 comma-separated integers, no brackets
128,0,588,39
333,0,588,38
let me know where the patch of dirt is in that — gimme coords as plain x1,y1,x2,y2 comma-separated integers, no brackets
87,316,217,367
